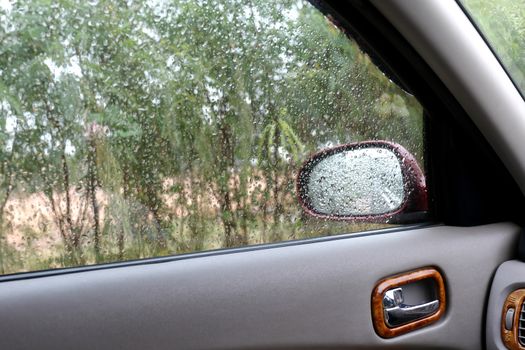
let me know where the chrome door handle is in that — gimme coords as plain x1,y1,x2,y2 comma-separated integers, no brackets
383,287,440,328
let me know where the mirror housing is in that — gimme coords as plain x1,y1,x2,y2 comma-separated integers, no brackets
296,141,427,223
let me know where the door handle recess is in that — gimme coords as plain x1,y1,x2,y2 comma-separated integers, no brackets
371,267,446,338
383,287,440,327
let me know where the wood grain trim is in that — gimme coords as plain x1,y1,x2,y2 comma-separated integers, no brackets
501,289,525,350
371,267,446,338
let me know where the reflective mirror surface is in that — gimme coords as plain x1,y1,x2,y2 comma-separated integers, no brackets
306,147,404,216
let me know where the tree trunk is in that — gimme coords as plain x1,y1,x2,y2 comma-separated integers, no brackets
217,120,237,248
120,165,131,258
271,122,283,240
87,139,101,261
61,152,77,248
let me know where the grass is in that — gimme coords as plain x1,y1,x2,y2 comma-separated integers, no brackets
0,214,392,275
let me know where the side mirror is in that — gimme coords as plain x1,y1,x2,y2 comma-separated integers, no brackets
296,141,427,223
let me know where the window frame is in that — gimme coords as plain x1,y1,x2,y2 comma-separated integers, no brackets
319,0,525,227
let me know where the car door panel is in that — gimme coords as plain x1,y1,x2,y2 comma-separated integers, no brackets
0,222,518,350
1,0,524,349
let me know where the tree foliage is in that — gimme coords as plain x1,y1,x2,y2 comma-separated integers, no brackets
0,0,423,273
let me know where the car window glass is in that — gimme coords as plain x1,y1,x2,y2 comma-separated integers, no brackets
0,0,425,275
460,0,525,95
